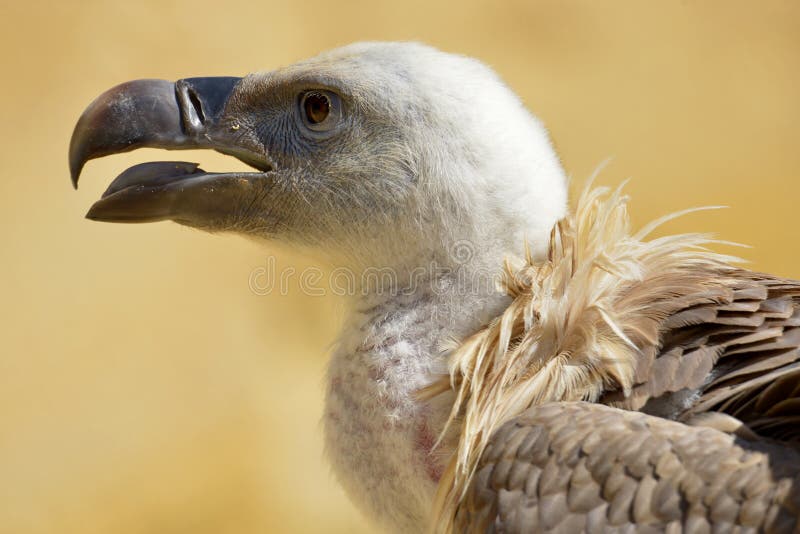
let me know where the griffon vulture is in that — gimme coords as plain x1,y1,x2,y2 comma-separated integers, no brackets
69,42,800,533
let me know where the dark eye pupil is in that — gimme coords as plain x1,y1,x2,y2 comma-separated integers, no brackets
304,93,330,124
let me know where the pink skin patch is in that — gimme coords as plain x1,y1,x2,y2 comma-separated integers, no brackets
415,419,443,482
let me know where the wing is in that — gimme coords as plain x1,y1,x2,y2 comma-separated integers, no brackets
454,272,800,533
455,402,800,533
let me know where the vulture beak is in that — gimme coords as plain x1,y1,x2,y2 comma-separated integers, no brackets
69,77,273,225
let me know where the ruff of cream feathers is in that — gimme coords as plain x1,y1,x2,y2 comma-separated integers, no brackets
419,181,744,533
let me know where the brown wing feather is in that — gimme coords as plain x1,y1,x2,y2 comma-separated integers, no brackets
456,402,800,533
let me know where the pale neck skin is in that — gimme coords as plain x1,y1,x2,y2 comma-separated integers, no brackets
324,267,510,532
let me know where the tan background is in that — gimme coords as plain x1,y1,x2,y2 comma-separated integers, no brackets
1,1,798,532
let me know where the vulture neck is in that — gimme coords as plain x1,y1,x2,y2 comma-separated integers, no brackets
322,232,539,531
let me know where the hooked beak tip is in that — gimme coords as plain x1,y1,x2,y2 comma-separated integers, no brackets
69,135,85,189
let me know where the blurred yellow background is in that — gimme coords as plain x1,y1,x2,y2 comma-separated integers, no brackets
1,1,798,532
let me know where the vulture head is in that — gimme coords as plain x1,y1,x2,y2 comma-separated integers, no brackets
71,42,567,280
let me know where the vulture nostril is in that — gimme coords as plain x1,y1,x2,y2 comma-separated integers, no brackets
187,88,205,124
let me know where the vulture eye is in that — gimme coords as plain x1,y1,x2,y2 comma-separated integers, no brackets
304,92,329,123
298,90,341,133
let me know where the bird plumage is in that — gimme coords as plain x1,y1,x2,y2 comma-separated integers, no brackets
458,402,800,532
424,182,800,532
